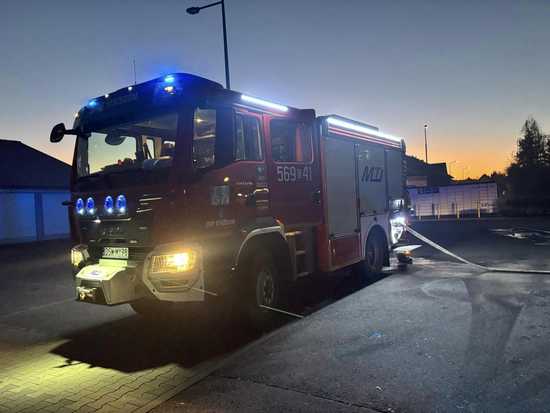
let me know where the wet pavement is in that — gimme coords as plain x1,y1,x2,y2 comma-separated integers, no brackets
156,218,550,412
2,217,550,412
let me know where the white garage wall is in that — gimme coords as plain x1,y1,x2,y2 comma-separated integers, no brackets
0,189,70,244
0,192,37,242
42,192,70,237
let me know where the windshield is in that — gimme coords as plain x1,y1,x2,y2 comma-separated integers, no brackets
76,113,178,178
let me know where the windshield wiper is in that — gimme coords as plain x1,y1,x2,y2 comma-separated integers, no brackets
76,171,105,183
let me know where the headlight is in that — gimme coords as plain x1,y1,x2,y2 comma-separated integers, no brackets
150,250,197,274
390,215,406,244
71,245,89,268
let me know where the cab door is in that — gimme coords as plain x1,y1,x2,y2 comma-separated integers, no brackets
264,115,322,226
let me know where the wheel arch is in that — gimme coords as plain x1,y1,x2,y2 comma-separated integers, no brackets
235,230,293,280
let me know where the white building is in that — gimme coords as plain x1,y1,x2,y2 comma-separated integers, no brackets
408,182,498,218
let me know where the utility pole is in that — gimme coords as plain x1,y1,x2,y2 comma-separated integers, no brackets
424,123,429,164
220,0,230,89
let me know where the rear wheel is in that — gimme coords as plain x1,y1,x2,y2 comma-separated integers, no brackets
354,232,386,285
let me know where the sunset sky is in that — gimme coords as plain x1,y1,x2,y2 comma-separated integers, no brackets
1,0,549,178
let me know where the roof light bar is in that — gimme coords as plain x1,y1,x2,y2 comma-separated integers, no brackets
164,75,175,83
241,95,288,112
326,117,402,142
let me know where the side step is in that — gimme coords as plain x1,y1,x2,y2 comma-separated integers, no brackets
286,230,315,279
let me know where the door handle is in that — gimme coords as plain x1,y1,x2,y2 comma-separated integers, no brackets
245,191,256,207
312,189,321,205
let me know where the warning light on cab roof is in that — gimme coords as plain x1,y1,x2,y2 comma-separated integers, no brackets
326,116,402,142
241,95,288,112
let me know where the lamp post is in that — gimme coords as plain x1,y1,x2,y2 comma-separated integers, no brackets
187,1,231,89
423,123,429,164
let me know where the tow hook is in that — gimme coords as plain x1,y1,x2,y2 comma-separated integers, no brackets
77,286,97,302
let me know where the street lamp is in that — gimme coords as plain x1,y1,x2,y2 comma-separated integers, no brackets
186,1,231,89
423,123,429,164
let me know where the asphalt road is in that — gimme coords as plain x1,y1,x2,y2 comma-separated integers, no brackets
155,217,550,413
410,217,550,269
1,217,550,412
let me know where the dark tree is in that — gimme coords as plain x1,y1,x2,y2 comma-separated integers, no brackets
515,117,545,168
505,117,550,214
543,134,550,166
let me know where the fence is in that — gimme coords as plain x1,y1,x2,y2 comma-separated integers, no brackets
408,182,498,219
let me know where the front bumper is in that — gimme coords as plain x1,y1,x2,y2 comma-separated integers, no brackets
75,243,206,305
76,260,145,305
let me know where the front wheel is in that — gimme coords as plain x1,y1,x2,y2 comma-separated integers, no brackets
245,251,288,329
130,298,174,319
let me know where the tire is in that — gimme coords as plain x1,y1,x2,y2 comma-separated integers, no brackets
245,250,288,329
354,232,386,285
130,298,174,319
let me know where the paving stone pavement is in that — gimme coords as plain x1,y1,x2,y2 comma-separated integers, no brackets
0,241,240,413
0,338,220,413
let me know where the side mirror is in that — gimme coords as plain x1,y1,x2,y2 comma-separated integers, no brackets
50,123,66,143
105,134,127,146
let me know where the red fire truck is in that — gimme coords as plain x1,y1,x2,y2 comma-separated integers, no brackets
50,73,406,322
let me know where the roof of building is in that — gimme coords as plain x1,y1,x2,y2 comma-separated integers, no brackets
0,139,70,189
406,156,452,187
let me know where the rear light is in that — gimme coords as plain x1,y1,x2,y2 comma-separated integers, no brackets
390,215,406,244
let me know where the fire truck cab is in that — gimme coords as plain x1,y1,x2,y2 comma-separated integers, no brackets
50,73,406,322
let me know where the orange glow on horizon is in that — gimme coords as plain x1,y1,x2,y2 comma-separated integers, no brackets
406,134,517,179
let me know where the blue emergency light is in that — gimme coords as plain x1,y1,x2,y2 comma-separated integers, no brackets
86,197,95,215
104,196,114,214
76,198,85,215
116,195,127,214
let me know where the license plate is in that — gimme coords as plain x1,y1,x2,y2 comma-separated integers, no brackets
102,247,129,259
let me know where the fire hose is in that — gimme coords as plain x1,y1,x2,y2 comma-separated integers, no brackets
404,224,550,275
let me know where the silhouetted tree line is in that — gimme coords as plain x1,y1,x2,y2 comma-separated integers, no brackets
500,117,550,215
